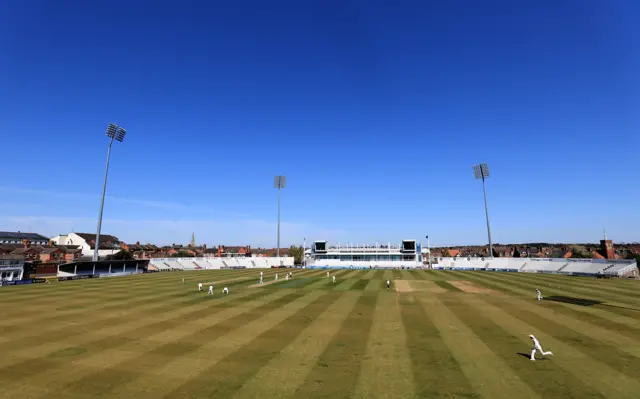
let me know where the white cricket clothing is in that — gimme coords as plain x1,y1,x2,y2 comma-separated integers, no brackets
529,335,553,360
386,280,390,288
327,271,330,277
536,289,542,300
332,275,336,283
208,286,214,295
198,283,203,291
223,287,229,294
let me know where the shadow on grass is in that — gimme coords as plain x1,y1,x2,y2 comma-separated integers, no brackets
517,352,548,361
544,296,601,306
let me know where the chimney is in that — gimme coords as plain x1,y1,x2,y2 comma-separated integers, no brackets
22,239,30,249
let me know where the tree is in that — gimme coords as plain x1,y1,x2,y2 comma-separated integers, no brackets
570,245,593,259
288,245,304,265
443,248,451,257
513,247,521,258
625,252,640,263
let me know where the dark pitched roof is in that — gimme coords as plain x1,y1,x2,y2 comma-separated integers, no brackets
74,233,120,249
56,245,80,250
0,231,50,241
75,233,119,242
41,247,63,254
12,247,43,255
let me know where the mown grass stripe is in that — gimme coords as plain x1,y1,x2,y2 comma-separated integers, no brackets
508,272,640,297
351,279,370,290
77,291,329,398
353,291,415,399
483,295,640,378
398,293,476,398
421,296,540,399
332,278,362,291
462,272,640,338
292,293,378,398
0,277,266,346
364,279,382,291
473,295,640,398
160,292,336,399
232,292,363,399
372,270,385,278
0,287,279,371
433,280,461,292
462,272,640,319
444,294,607,398
0,289,297,393
0,273,259,327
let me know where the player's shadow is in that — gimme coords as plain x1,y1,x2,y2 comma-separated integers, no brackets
544,295,602,306
517,352,548,360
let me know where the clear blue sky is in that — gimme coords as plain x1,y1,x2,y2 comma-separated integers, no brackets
1,1,638,247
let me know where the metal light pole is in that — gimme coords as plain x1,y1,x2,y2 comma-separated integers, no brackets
93,123,126,262
426,235,432,269
473,163,493,258
274,175,286,261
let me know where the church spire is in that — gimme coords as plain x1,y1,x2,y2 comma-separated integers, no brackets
190,232,196,247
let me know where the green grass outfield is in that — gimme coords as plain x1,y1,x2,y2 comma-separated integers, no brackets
1,269,639,399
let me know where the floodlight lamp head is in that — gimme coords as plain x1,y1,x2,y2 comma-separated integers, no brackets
274,175,286,189
473,163,490,179
115,128,126,142
106,124,118,138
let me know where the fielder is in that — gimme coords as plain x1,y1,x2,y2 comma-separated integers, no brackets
208,285,214,296
327,271,330,277
386,280,390,289
536,288,542,301
222,287,229,295
529,334,553,360
198,282,203,291
275,273,278,280
332,275,336,284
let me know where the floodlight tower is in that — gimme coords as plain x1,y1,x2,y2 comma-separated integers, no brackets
473,163,493,258
93,123,126,262
274,175,286,260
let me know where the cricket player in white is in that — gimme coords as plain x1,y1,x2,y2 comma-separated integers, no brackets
536,288,542,301
332,275,336,284
222,287,229,295
327,271,330,277
529,334,553,360
198,282,203,291
275,273,278,280
285,273,289,280
208,285,214,296
386,280,390,289
182,278,185,284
